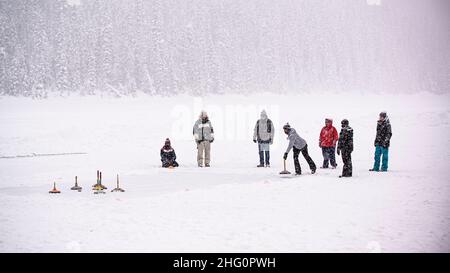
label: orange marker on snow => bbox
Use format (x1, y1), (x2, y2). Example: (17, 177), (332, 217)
(49, 182), (61, 194)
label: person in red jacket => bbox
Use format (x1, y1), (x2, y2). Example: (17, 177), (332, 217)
(319, 118), (339, 168)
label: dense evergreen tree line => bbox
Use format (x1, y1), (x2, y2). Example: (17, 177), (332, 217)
(0, 0), (448, 97)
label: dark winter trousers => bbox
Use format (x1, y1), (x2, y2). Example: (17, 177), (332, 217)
(293, 144), (316, 174)
(341, 149), (352, 177)
(162, 160), (179, 168)
(259, 151), (270, 165)
(321, 146), (337, 168)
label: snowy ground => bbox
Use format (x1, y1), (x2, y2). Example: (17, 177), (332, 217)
(0, 92), (449, 252)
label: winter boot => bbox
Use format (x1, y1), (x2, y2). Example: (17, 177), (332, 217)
(257, 164), (265, 167)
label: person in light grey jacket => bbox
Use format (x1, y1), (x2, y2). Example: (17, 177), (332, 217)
(193, 110), (214, 167)
(253, 110), (274, 167)
(283, 123), (316, 175)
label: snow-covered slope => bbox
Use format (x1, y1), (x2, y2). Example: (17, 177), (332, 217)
(0, 92), (449, 252)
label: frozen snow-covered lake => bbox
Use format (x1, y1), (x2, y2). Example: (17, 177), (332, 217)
(0, 93), (449, 252)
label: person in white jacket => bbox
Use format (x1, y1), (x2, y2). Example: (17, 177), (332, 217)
(193, 111), (214, 167)
(253, 110), (274, 167)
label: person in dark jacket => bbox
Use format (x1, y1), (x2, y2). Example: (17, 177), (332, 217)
(370, 111), (392, 172)
(253, 110), (274, 167)
(337, 119), (353, 178)
(283, 123), (316, 175)
(319, 118), (339, 169)
(160, 138), (179, 168)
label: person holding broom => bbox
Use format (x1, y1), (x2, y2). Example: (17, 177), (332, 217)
(282, 123), (316, 175)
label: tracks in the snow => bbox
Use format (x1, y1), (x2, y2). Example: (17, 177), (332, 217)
(0, 152), (87, 159)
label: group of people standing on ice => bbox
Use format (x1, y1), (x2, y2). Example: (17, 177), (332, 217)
(160, 110), (392, 178)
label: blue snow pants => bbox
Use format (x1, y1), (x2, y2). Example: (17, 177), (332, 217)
(373, 145), (389, 171)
